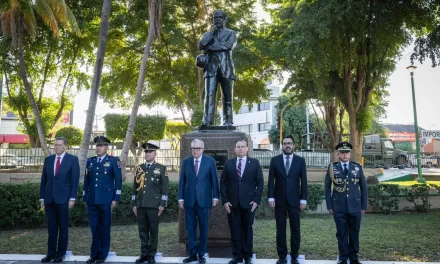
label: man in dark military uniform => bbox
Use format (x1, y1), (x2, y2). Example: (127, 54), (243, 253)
(132, 143), (169, 264)
(325, 142), (368, 264)
(83, 136), (122, 264)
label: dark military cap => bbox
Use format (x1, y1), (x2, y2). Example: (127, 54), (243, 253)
(142, 142), (159, 152)
(335, 141), (352, 152)
(94, 135), (111, 145)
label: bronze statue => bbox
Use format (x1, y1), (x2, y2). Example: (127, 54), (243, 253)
(197, 10), (237, 126)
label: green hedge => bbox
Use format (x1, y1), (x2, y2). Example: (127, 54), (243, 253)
(0, 182), (325, 229)
(368, 183), (440, 214)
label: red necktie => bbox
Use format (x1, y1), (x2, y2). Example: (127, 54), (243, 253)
(55, 157), (61, 175)
(237, 159), (242, 178)
(195, 159), (199, 176)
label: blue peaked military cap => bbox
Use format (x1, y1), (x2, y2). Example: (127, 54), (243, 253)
(335, 141), (352, 152)
(94, 135), (111, 145)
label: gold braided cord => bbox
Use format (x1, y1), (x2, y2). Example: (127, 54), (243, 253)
(135, 165), (145, 192)
(330, 163), (347, 193)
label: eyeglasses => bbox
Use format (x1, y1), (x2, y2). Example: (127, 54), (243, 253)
(191, 147), (203, 151)
(282, 142), (294, 146)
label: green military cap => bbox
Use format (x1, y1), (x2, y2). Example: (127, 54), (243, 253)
(142, 142), (159, 153)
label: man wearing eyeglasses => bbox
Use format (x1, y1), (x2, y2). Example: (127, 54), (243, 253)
(268, 135), (308, 264)
(178, 139), (220, 264)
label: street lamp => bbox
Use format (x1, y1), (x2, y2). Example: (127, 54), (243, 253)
(406, 65), (425, 183)
(279, 104), (290, 149)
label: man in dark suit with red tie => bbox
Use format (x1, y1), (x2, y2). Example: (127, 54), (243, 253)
(178, 139), (219, 264)
(40, 137), (80, 263)
(268, 135), (308, 264)
(220, 140), (264, 264)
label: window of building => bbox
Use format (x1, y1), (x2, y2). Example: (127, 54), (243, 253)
(238, 125), (252, 133)
(258, 102), (270, 111)
(239, 105), (250, 114)
(258, 123), (271, 131)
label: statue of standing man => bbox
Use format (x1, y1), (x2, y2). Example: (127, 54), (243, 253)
(197, 10), (237, 127)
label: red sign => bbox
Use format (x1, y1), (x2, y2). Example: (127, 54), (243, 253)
(387, 132), (417, 142)
(63, 113), (70, 123)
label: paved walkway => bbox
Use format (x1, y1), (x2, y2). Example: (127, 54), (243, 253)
(0, 255), (439, 264)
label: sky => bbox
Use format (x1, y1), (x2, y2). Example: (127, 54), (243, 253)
(382, 48), (440, 131)
(71, 4), (440, 133)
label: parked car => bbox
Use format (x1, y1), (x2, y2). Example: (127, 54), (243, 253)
(408, 154), (439, 168)
(0, 154), (21, 169)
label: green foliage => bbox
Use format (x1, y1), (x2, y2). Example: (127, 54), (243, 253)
(100, 0), (274, 121)
(368, 184), (401, 214)
(103, 113), (167, 146)
(55, 126), (83, 147)
(305, 183), (324, 212)
(165, 121), (191, 150)
(268, 95), (319, 149)
(403, 184), (431, 213)
(0, 183), (45, 229)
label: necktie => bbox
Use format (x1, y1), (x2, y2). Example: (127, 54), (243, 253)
(98, 158), (102, 164)
(55, 157), (61, 175)
(343, 163), (348, 176)
(285, 155), (291, 174)
(237, 159), (243, 178)
(146, 164), (151, 170)
(195, 159), (199, 176)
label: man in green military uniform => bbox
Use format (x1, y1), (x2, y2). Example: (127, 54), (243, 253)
(325, 142), (368, 264)
(132, 143), (169, 264)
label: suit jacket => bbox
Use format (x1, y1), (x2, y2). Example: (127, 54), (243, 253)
(268, 154), (308, 207)
(198, 27), (237, 80)
(83, 155), (122, 205)
(178, 154), (220, 208)
(39, 153), (80, 204)
(220, 157), (264, 208)
(324, 161), (368, 213)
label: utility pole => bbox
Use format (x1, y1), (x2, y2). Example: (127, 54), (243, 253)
(0, 76), (3, 132)
(306, 103), (311, 150)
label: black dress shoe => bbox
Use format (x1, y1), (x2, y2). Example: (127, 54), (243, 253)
(135, 256), (149, 263)
(148, 256), (156, 264)
(86, 257), (98, 264)
(229, 257), (243, 264)
(350, 260), (361, 264)
(198, 256), (206, 264)
(244, 258), (252, 264)
(276, 258), (287, 264)
(183, 255), (198, 263)
(337, 260), (347, 264)
(291, 259), (300, 264)
(41, 255), (56, 263)
(53, 255), (65, 263)
(95, 258), (106, 263)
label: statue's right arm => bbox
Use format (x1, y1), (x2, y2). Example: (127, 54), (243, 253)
(198, 32), (214, 50)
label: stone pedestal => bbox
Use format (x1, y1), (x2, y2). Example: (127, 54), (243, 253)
(178, 129), (252, 255)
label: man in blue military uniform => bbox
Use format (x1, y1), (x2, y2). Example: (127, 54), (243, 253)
(83, 136), (122, 264)
(325, 142), (368, 264)
(132, 143), (169, 264)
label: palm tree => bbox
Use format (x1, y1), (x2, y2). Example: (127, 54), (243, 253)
(0, 0), (80, 156)
(119, 0), (164, 181)
(78, 0), (112, 177)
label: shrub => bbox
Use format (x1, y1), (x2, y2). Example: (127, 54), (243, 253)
(368, 184), (401, 214)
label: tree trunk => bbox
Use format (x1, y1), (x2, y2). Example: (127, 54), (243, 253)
(120, 0), (163, 182)
(78, 0), (112, 178)
(348, 112), (363, 162)
(17, 16), (50, 156)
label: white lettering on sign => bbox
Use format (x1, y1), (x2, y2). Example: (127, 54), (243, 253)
(421, 130), (440, 139)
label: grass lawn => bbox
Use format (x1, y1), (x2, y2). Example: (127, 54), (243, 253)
(1, 212), (439, 262)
